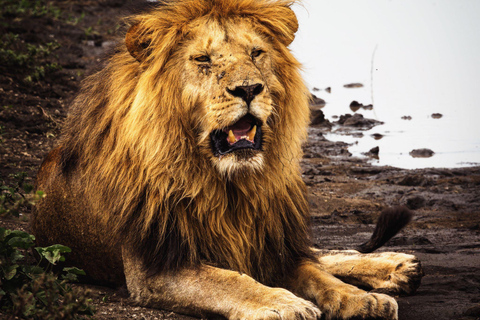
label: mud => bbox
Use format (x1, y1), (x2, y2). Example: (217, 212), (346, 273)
(1, 1), (479, 319)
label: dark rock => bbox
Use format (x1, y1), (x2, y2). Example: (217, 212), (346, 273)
(406, 196), (426, 210)
(312, 87), (320, 91)
(371, 133), (383, 140)
(344, 83), (364, 88)
(401, 115), (412, 120)
(310, 94), (325, 106)
(350, 100), (362, 112)
(410, 148), (435, 158)
(310, 108), (331, 127)
(398, 174), (429, 186)
(368, 146), (379, 155)
(350, 101), (373, 112)
(325, 87), (331, 93)
(362, 146), (380, 159)
(336, 113), (383, 129)
(431, 113), (443, 119)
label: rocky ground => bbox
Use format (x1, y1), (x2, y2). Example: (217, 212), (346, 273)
(1, 1), (479, 319)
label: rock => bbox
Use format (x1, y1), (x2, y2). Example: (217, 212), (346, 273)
(350, 100), (362, 112)
(350, 101), (374, 112)
(362, 146), (379, 159)
(431, 113), (443, 119)
(325, 87), (331, 93)
(310, 94), (325, 107)
(336, 113), (383, 130)
(406, 196), (426, 210)
(401, 115), (412, 120)
(398, 174), (429, 186)
(371, 133), (383, 140)
(312, 87), (320, 91)
(410, 148), (435, 158)
(310, 108), (332, 127)
(368, 146), (379, 155)
(344, 83), (364, 88)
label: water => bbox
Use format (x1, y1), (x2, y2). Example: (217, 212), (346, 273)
(291, 0), (480, 169)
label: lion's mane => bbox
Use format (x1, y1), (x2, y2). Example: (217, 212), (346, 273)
(59, 0), (313, 285)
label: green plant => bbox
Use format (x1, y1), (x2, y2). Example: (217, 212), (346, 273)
(0, 0), (61, 20)
(0, 228), (95, 319)
(66, 12), (85, 26)
(0, 31), (62, 83)
(0, 174), (95, 318)
(0, 172), (41, 219)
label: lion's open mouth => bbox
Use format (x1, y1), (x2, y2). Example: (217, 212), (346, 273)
(210, 114), (262, 156)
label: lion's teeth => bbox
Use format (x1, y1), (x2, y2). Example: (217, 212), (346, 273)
(227, 130), (237, 144)
(248, 125), (257, 141)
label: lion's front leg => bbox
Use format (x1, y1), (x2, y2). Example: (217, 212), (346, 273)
(289, 261), (398, 320)
(314, 249), (424, 295)
(122, 248), (321, 320)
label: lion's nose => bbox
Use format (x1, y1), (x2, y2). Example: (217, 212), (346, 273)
(227, 84), (264, 106)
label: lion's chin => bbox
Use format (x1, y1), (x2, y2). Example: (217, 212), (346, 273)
(213, 152), (265, 177)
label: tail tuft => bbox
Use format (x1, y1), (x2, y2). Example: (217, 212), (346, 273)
(356, 206), (413, 253)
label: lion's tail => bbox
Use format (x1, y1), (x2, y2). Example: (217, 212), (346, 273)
(356, 206), (413, 253)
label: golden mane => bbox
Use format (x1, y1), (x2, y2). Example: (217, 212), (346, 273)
(59, 0), (313, 284)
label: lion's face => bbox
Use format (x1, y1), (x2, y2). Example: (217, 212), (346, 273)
(178, 18), (284, 175)
(125, 2), (303, 178)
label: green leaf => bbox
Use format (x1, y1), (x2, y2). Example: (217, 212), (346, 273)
(35, 244), (71, 265)
(63, 267), (85, 276)
(8, 236), (34, 249)
(9, 250), (24, 263)
(4, 264), (19, 280)
(9, 229), (35, 240)
(62, 267), (86, 282)
(0, 227), (9, 241)
(23, 265), (44, 275)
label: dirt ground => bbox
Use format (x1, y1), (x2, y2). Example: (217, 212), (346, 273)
(1, 1), (479, 319)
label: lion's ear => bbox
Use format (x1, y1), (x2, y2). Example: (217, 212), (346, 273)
(259, 5), (299, 46)
(125, 23), (152, 62)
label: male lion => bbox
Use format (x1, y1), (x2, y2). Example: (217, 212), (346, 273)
(31, 0), (423, 319)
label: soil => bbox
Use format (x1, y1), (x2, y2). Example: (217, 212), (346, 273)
(1, 1), (479, 320)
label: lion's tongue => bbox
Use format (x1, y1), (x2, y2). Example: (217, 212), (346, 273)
(226, 116), (255, 144)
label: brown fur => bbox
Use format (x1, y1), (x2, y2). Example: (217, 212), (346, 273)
(32, 1), (422, 319)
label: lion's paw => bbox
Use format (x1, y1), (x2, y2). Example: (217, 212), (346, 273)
(230, 288), (321, 320)
(373, 253), (424, 295)
(318, 289), (398, 320)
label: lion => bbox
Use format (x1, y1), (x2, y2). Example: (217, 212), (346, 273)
(31, 0), (423, 319)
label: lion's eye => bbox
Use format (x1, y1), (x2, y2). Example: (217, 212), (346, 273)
(194, 55), (211, 63)
(251, 49), (264, 59)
